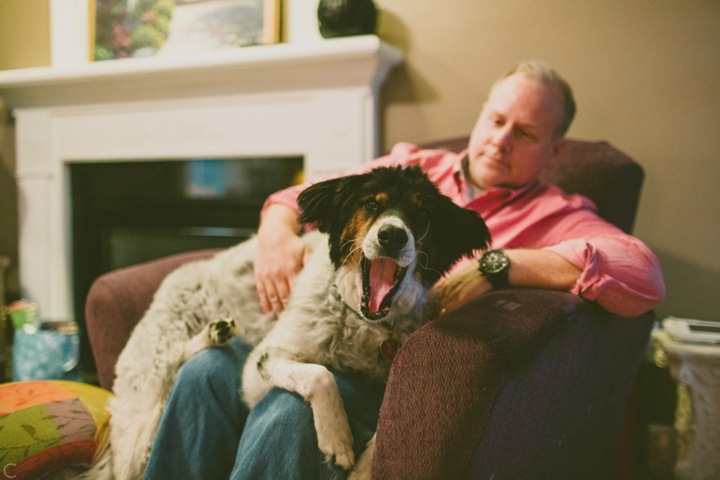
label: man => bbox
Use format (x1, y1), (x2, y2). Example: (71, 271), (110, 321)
(254, 62), (663, 318)
(143, 61), (664, 480)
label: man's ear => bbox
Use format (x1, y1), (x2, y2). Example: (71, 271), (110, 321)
(547, 137), (567, 170)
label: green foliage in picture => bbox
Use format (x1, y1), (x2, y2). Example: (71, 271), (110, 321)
(94, 0), (175, 60)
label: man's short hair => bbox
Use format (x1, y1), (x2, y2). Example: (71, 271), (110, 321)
(496, 61), (576, 139)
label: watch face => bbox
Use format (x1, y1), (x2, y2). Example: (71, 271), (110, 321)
(481, 250), (509, 275)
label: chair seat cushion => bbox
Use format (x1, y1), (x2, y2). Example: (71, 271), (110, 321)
(0, 380), (112, 480)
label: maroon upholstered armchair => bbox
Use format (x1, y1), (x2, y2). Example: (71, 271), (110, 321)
(85, 138), (653, 479)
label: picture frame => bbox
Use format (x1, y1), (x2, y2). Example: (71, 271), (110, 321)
(91, 0), (281, 61)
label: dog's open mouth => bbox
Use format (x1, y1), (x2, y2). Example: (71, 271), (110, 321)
(360, 255), (408, 321)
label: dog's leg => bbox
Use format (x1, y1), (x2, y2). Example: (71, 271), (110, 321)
(348, 434), (375, 480)
(182, 319), (238, 362)
(108, 395), (165, 480)
(257, 355), (355, 470)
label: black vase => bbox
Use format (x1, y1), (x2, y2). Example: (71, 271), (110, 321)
(317, 0), (378, 39)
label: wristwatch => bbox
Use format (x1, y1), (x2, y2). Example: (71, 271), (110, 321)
(478, 249), (511, 289)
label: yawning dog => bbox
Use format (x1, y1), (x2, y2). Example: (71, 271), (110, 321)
(88, 166), (491, 480)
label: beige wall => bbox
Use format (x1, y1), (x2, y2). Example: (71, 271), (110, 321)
(375, 0), (720, 321)
(0, 0), (51, 71)
(0, 1), (718, 320)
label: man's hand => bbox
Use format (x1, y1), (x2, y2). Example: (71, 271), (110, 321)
(435, 261), (493, 314)
(255, 204), (311, 315)
(435, 249), (582, 314)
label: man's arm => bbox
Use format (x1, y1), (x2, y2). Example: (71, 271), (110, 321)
(543, 235), (665, 318)
(439, 232), (665, 319)
(255, 203), (311, 315)
(437, 249), (582, 314)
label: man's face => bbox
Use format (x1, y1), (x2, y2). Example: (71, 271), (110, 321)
(467, 74), (566, 192)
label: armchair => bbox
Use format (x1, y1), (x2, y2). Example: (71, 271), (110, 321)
(85, 138), (653, 479)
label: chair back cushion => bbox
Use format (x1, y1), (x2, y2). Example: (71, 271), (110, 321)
(419, 137), (644, 234)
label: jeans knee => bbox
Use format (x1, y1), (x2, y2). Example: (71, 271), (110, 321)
(177, 349), (232, 389)
(175, 338), (249, 395)
(253, 388), (315, 432)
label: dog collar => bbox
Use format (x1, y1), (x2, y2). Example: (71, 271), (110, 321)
(327, 281), (364, 320)
(379, 339), (400, 361)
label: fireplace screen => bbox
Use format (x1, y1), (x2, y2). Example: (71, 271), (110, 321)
(69, 156), (303, 380)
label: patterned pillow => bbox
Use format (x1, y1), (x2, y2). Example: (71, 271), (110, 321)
(0, 380), (112, 480)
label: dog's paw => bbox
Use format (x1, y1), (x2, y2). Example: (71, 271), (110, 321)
(348, 435), (374, 480)
(206, 319), (237, 346)
(317, 422), (355, 470)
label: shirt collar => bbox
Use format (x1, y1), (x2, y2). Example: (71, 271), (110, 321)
(457, 151), (543, 204)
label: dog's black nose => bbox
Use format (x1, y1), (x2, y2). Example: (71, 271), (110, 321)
(378, 224), (408, 251)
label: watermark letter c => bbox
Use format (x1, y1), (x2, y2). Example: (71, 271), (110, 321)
(3, 463), (17, 478)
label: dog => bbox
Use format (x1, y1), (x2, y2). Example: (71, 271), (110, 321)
(86, 165), (491, 480)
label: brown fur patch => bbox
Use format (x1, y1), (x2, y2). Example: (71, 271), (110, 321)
(340, 210), (372, 267)
(409, 193), (423, 209)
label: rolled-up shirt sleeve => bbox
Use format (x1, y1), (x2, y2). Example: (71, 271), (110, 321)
(544, 235), (665, 318)
(261, 183), (305, 218)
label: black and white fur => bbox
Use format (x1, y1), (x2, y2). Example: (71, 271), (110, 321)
(87, 166), (491, 480)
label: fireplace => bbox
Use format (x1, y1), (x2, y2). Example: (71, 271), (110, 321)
(70, 156), (303, 271)
(0, 32), (401, 377)
(69, 156), (303, 373)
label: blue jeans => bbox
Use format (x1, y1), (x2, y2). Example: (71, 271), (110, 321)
(143, 338), (386, 480)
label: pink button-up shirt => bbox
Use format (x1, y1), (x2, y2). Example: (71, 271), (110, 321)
(263, 143), (665, 318)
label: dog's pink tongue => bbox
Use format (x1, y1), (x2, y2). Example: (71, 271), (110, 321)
(369, 258), (398, 313)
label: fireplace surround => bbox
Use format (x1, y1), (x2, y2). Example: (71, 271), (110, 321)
(0, 33), (402, 333)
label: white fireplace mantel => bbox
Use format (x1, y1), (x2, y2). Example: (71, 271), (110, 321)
(0, 35), (402, 109)
(0, 35), (402, 321)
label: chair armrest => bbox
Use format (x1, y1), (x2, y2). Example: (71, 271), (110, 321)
(85, 249), (221, 390)
(373, 288), (653, 480)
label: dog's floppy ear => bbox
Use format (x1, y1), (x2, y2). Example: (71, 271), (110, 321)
(297, 174), (365, 233)
(430, 195), (492, 275)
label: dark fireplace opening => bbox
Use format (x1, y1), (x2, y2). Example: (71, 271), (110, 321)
(70, 156), (303, 382)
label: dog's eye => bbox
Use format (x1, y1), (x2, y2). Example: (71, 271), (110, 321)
(365, 199), (379, 213)
(415, 210), (428, 223)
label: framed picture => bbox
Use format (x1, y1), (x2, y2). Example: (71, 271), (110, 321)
(92, 0), (281, 61)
